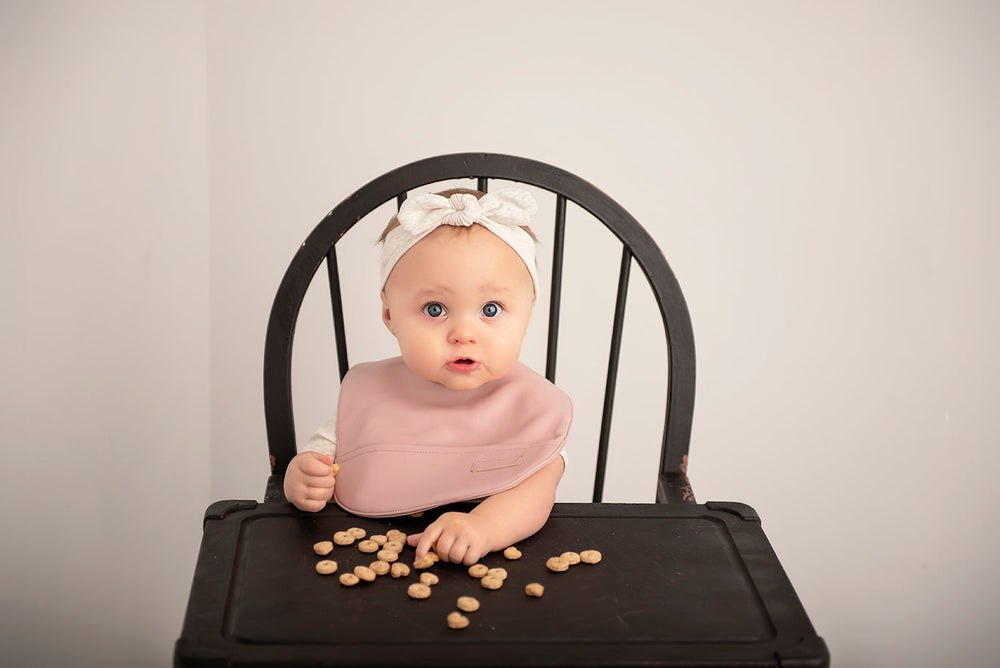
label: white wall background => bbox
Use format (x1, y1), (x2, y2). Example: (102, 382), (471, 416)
(2, 1), (998, 666)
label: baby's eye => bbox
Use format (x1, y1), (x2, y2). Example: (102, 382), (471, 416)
(481, 302), (502, 318)
(422, 302), (445, 318)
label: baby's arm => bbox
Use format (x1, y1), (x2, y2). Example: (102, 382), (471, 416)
(284, 417), (338, 512)
(409, 456), (565, 565)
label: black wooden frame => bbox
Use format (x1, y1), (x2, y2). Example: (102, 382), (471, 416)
(262, 153), (696, 504)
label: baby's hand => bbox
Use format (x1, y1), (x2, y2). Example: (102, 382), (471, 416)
(283, 451), (337, 512)
(408, 512), (491, 566)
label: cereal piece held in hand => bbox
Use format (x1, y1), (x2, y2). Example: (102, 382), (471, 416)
(503, 546), (522, 560)
(354, 565), (376, 582)
(413, 556), (435, 569)
(447, 611), (470, 630)
(456, 596), (480, 613)
(313, 541), (334, 556)
(377, 549), (398, 563)
(369, 560), (390, 576)
(315, 560), (338, 575)
(487, 567), (508, 581)
(420, 572), (439, 586)
(390, 562), (410, 579)
(525, 583), (545, 597)
(329, 462), (340, 476)
(480, 574), (504, 590)
(339, 573), (359, 586)
(560, 551), (581, 566)
(347, 527), (367, 540)
(333, 531), (355, 546)
(386, 529), (407, 543)
(370, 534), (388, 546)
(407, 583), (432, 599)
(468, 564), (489, 578)
(427, 551), (440, 563)
(579, 549), (603, 564)
(357, 540), (379, 554)
(546, 556), (570, 572)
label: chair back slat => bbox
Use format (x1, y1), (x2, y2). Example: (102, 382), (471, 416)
(545, 195), (567, 383)
(325, 246), (350, 381)
(592, 247), (632, 502)
(477, 177), (488, 192)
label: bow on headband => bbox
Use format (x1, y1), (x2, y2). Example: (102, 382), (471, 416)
(380, 188), (540, 295)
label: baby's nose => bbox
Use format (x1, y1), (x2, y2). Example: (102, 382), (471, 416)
(448, 316), (478, 344)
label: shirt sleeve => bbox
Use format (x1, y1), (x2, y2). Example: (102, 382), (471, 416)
(302, 416), (337, 458)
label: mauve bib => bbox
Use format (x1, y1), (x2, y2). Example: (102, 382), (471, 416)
(333, 357), (572, 517)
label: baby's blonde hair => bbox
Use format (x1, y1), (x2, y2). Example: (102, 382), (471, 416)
(378, 187), (539, 243)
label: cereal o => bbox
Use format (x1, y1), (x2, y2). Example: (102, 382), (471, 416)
(383, 540), (405, 554)
(487, 567), (508, 581)
(315, 560), (338, 575)
(376, 549), (398, 563)
(369, 560), (390, 576)
(357, 540), (379, 554)
(560, 551), (581, 565)
(413, 556), (435, 569)
(354, 565), (376, 582)
(347, 527), (366, 540)
(447, 611), (470, 629)
(339, 573), (359, 586)
(370, 534), (388, 546)
(480, 574), (504, 590)
(546, 556), (570, 572)
(313, 541), (334, 556)
(579, 549), (603, 564)
(456, 596), (480, 612)
(333, 531), (355, 546)
(468, 564), (488, 578)
(386, 529), (407, 543)
(390, 562), (410, 579)
(407, 583), (432, 599)
(420, 572), (439, 586)
(525, 583), (545, 597)
(503, 546), (522, 560)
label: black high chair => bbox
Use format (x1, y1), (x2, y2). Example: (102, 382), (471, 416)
(176, 153), (828, 668)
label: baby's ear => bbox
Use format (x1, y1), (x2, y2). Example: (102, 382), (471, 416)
(380, 290), (394, 334)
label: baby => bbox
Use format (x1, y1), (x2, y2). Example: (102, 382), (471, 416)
(283, 187), (572, 566)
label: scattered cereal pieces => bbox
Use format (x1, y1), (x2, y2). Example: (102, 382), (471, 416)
(339, 573), (359, 586)
(386, 529), (407, 543)
(480, 574), (504, 590)
(377, 549), (398, 563)
(333, 531), (355, 546)
(446, 611), (470, 630)
(487, 567), (508, 581)
(456, 596), (480, 612)
(560, 551), (581, 566)
(347, 527), (366, 540)
(503, 546), (522, 560)
(407, 583), (432, 599)
(370, 534), (388, 546)
(468, 564), (489, 578)
(579, 549), (603, 564)
(369, 560), (390, 576)
(411, 511), (425, 518)
(313, 541), (334, 556)
(354, 565), (376, 582)
(546, 556), (570, 572)
(315, 560), (338, 575)
(427, 551), (440, 563)
(390, 562), (410, 579)
(525, 583), (545, 597)
(420, 572), (439, 586)
(413, 556), (435, 569)
(357, 540), (379, 554)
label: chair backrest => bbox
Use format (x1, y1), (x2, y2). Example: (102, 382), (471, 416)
(263, 153), (696, 503)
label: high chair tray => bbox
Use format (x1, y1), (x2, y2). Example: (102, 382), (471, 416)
(175, 501), (827, 667)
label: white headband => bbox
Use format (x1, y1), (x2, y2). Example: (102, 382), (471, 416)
(380, 188), (540, 295)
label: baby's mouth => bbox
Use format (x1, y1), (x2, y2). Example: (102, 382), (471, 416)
(448, 358), (480, 372)
(453, 358), (475, 365)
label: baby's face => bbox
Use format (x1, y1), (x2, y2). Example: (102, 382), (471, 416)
(381, 224), (535, 390)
